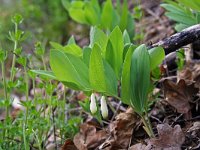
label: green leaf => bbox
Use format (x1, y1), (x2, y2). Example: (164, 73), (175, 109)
(101, 0), (113, 29)
(126, 13), (135, 39)
(84, 2), (99, 25)
(165, 12), (196, 25)
(83, 47), (92, 66)
(130, 44), (150, 114)
(61, 0), (71, 11)
(103, 60), (118, 96)
(68, 1), (87, 24)
(175, 23), (190, 31)
(30, 70), (56, 80)
(90, 27), (108, 54)
(89, 44), (107, 92)
(161, 3), (196, 26)
(149, 46), (165, 70)
(67, 35), (76, 44)
(50, 42), (82, 57)
(123, 30), (131, 45)
(106, 26), (124, 79)
(119, 0), (128, 31)
(64, 44), (82, 57)
(177, 0), (200, 11)
(50, 42), (64, 50)
(121, 45), (136, 105)
(50, 49), (90, 91)
(111, 9), (120, 30)
(123, 44), (136, 61)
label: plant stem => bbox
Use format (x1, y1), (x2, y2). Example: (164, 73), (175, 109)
(141, 113), (154, 138)
(42, 56), (46, 71)
(49, 83), (57, 150)
(1, 61), (9, 120)
(10, 23), (18, 82)
(32, 129), (42, 150)
(23, 63), (29, 150)
(1, 61), (9, 140)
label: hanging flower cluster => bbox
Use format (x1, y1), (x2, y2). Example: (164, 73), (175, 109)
(89, 93), (108, 119)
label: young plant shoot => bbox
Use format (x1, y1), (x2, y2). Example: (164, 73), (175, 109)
(36, 26), (165, 137)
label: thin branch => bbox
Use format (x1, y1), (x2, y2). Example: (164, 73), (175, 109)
(148, 24), (200, 54)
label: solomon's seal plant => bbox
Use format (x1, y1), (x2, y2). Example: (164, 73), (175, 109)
(34, 25), (165, 137)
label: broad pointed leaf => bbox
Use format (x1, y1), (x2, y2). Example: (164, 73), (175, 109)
(90, 27), (108, 54)
(130, 44), (150, 114)
(89, 44), (107, 92)
(106, 26), (124, 79)
(149, 46), (165, 70)
(30, 70), (56, 80)
(121, 45), (136, 105)
(50, 49), (90, 91)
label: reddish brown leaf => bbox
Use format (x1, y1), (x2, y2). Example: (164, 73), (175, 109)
(177, 63), (200, 89)
(149, 124), (185, 149)
(62, 139), (78, 150)
(163, 79), (198, 114)
(100, 108), (139, 150)
(73, 122), (108, 150)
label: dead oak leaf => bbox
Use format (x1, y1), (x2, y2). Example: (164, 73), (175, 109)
(177, 63), (200, 88)
(163, 79), (198, 114)
(62, 139), (78, 150)
(101, 108), (139, 150)
(149, 124), (185, 150)
(73, 122), (108, 150)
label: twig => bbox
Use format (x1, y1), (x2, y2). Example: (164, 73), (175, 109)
(173, 115), (200, 124)
(148, 24), (200, 54)
(111, 101), (122, 122)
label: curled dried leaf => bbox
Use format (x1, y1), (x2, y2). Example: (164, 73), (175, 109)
(73, 122), (108, 150)
(149, 124), (185, 149)
(163, 79), (198, 114)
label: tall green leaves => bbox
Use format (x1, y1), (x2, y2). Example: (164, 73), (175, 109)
(89, 44), (106, 92)
(89, 44), (117, 96)
(90, 27), (108, 53)
(63, 0), (134, 36)
(121, 45), (135, 105)
(130, 44), (150, 114)
(49, 26), (120, 96)
(50, 50), (90, 90)
(106, 26), (124, 79)
(121, 45), (164, 115)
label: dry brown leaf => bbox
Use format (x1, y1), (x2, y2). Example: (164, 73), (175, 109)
(62, 139), (78, 150)
(149, 124), (185, 149)
(163, 79), (198, 114)
(73, 122), (108, 150)
(177, 63), (200, 88)
(100, 108), (139, 150)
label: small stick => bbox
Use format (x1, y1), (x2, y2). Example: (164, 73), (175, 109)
(148, 24), (200, 54)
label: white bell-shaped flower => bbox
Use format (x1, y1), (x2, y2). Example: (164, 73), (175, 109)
(100, 96), (108, 119)
(90, 93), (97, 114)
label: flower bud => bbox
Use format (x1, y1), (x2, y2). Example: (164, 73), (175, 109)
(90, 93), (97, 114)
(100, 96), (108, 119)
